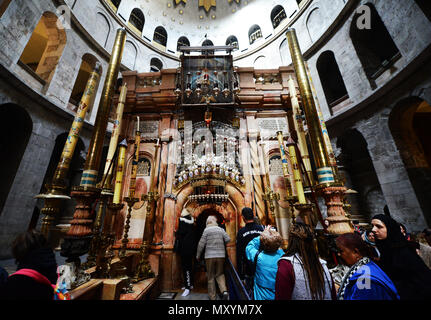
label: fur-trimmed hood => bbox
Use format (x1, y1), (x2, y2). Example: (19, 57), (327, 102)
(180, 216), (194, 224)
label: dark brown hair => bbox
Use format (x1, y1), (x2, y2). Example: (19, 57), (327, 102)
(11, 230), (48, 263)
(336, 232), (372, 257)
(284, 223), (326, 300)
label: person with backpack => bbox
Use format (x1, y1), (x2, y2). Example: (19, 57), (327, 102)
(0, 230), (58, 300)
(275, 222), (335, 300)
(236, 207), (264, 295)
(245, 225), (284, 300)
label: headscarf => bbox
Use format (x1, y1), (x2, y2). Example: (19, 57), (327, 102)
(371, 214), (431, 300)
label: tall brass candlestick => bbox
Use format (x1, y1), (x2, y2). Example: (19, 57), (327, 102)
(287, 75), (314, 187)
(60, 29), (127, 289)
(36, 63), (102, 239)
(128, 117), (141, 199)
(80, 28), (126, 188)
(286, 28), (335, 186)
(304, 63), (339, 180)
(276, 131), (293, 197)
(133, 140), (160, 282)
(102, 83), (128, 191)
(113, 139), (128, 205)
(287, 137), (306, 204)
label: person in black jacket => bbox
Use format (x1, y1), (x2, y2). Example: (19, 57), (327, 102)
(176, 208), (196, 297)
(0, 230), (58, 300)
(371, 214), (431, 300)
(236, 207), (264, 294)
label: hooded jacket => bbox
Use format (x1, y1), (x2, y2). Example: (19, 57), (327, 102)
(177, 215), (196, 256)
(246, 236), (285, 300)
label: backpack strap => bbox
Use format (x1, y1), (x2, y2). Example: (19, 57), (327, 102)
(252, 248), (263, 276)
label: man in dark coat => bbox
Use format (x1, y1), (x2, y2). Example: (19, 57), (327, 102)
(176, 208), (196, 297)
(236, 207), (264, 294)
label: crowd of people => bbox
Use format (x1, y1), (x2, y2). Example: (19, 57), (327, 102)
(176, 206), (431, 301)
(1, 207), (431, 301)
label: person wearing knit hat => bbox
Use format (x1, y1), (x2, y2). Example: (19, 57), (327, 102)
(175, 208), (196, 297)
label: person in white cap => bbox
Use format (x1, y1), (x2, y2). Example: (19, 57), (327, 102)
(175, 208), (196, 297)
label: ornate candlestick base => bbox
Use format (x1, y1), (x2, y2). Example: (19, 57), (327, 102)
(319, 184), (354, 235)
(132, 240), (155, 283)
(285, 196), (298, 224)
(294, 203), (315, 227)
(60, 186), (101, 289)
(112, 197), (139, 293)
(95, 201), (122, 279)
(263, 188), (279, 226)
(35, 184), (71, 243)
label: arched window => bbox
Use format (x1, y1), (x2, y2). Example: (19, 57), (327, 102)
(128, 8), (145, 35)
(249, 25), (262, 45)
(0, 104), (33, 216)
(316, 51), (349, 110)
(202, 39), (214, 55)
(271, 5), (287, 29)
(150, 58), (163, 72)
(106, 0), (121, 12)
(94, 12), (110, 47)
(177, 36), (190, 52)
(350, 3), (400, 89)
(153, 26), (167, 50)
(68, 54), (102, 118)
(0, 0), (12, 18)
(226, 35), (239, 50)
(19, 12), (67, 85)
(414, 0), (431, 21)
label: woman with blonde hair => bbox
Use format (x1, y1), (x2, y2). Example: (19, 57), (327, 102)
(275, 222), (335, 300)
(245, 225), (285, 300)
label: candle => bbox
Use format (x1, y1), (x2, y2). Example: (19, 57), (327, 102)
(113, 139), (128, 204)
(287, 137), (306, 204)
(137, 116), (140, 133)
(129, 118), (141, 198)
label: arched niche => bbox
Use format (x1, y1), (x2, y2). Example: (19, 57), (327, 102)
(19, 12), (67, 85)
(177, 36), (190, 52)
(202, 39), (214, 55)
(124, 40), (138, 70)
(336, 129), (385, 223)
(128, 8), (145, 36)
(316, 51), (349, 112)
(389, 97), (431, 226)
(271, 5), (287, 29)
(94, 12), (111, 47)
(350, 3), (401, 90)
(0, 104), (33, 216)
(226, 35), (239, 51)
(306, 7), (324, 42)
(153, 26), (168, 51)
(30, 132), (86, 229)
(248, 24), (262, 45)
(150, 57), (163, 72)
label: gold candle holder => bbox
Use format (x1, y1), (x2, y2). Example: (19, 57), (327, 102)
(286, 28), (335, 187)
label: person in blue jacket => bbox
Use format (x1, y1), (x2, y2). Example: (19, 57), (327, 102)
(335, 232), (399, 300)
(245, 225), (284, 300)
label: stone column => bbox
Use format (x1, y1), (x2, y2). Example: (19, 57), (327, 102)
(356, 112), (428, 231)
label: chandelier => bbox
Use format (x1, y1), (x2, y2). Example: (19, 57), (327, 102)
(174, 45), (240, 106)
